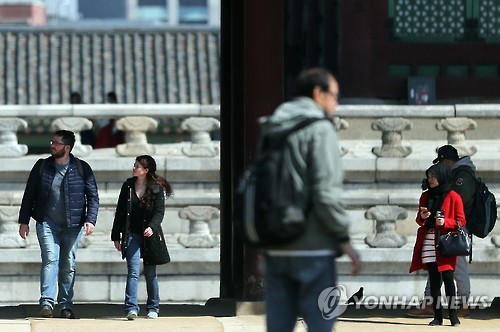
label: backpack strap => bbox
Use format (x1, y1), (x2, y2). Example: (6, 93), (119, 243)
(74, 157), (87, 179)
(38, 158), (47, 177)
(264, 117), (330, 147)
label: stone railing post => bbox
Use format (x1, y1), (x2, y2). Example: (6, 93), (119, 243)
(436, 117), (477, 156)
(180, 117), (220, 157)
(0, 206), (24, 248)
(0, 118), (28, 157)
(371, 117), (413, 158)
(178, 206), (220, 248)
(51, 117), (94, 157)
(364, 205), (408, 248)
(115, 116), (158, 157)
(332, 117), (349, 156)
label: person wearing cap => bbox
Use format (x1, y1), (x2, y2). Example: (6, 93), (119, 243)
(407, 145), (476, 318)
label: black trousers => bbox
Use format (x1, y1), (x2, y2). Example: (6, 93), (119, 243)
(427, 262), (457, 319)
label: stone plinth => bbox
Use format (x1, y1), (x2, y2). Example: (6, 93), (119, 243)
(0, 206), (24, 248)
(115, 116), (158, 156)
(371, 118), (412, 157)
(181, 117), (220, 157)
(0, 118), (28, 157)
(436, 117), (477, 156)
(364, 205), (408, 248)
(178, 206), (220, 248)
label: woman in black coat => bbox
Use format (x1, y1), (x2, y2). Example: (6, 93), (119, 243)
(111, 155), (173, 320)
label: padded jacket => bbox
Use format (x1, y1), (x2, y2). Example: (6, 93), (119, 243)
(18, 154), (99, 227)
(111, 177), (166, 262)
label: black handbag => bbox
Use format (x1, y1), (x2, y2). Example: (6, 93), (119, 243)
(437, 221), (472, 257)
(143, 227), (171, 265)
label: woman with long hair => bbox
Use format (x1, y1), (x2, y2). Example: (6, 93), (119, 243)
(111, 155), (173, 320)
(409, 163), (465, 326)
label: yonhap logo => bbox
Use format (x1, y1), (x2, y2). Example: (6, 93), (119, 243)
(318, 285), (348, 320)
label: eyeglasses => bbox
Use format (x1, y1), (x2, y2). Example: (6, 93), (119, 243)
(324, 90), (339, 100)
(49, 140), (67, 146)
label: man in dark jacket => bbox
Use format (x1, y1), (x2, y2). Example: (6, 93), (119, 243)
(18, 130), (99, 319)
(408, 145), (474, 318)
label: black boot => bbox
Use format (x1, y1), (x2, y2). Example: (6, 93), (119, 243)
(449, 309), (460, 326)
(429, 308), (443, 326)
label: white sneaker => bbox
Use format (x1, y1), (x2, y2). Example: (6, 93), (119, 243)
(127, 310), (138, 320)
(146, 311), (158, 319)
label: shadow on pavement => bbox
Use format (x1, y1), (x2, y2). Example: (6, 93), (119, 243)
(0, 299), (237, 320)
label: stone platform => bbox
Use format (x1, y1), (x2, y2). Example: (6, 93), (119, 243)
(1, 139), (500, 306)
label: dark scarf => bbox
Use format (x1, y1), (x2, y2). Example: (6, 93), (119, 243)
(424, 163), (451, 230)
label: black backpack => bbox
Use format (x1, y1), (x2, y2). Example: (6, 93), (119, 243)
(464, 170), (497, 239)
(235, 117), (326, 247)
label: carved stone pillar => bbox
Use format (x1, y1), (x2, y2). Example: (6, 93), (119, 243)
(436, 117), (477, 156)
(115, 116), (158, 156)
(178, 206), (220, 248)
(0, 206), (24, 248)
(364, 205), (408, 248)
(332, 117), (349, 156)
(0, 118), (28, 157)
(371, 117), (413, 157)
(180, 117), (220, 157)
(51, 117), (94, 157)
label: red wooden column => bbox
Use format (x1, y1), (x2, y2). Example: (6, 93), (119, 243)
(220, 0), (284, 300)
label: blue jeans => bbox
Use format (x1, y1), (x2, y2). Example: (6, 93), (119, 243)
(36, 221), (83, 310)
(265, 255), (338, 332)
(125, 233), (160, 314)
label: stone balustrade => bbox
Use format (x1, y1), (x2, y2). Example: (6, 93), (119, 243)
(1, 103), (500, 159)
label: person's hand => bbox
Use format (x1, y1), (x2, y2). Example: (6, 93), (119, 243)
(114, 240), (121, 251)
(144, 227), (154, 238)
(419, 207), (431, 219)
(84, 222), (95, 236)
(19, 224), (29, 239)
(436, 217), (445, 226)
(341, 242), (362, 275)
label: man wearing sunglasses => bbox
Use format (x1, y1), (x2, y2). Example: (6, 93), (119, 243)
(18, 130), (99, 319)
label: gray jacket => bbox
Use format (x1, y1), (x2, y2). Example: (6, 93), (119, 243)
(263, 97), (351, 255)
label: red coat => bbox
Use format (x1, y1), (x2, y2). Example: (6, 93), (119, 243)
(409, 190), (466, 273)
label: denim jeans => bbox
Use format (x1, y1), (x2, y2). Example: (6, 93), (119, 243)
(36, 221), (83, 310)
(125, 233), (160, 314)
(264, 254), (337, 332)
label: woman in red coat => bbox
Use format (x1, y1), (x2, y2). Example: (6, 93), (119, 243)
(409, 163), (465, 326)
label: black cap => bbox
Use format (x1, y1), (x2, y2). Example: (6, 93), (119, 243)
(433, 145), (459, 163)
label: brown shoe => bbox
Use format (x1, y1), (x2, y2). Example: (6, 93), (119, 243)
(406, 302), (434, 318)
(457, 307), (470, 318)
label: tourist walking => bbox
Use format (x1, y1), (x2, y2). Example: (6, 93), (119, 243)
(261, 68), (361, 332)
(18, 130), (99, 319)
(111, 155), (173, 320)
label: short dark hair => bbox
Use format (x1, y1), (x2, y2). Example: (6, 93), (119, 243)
(294, 67), (332, 98)
(107, 91), (118, 103)
(70, 92), (82, 104)
(55, 130), (76, 150)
